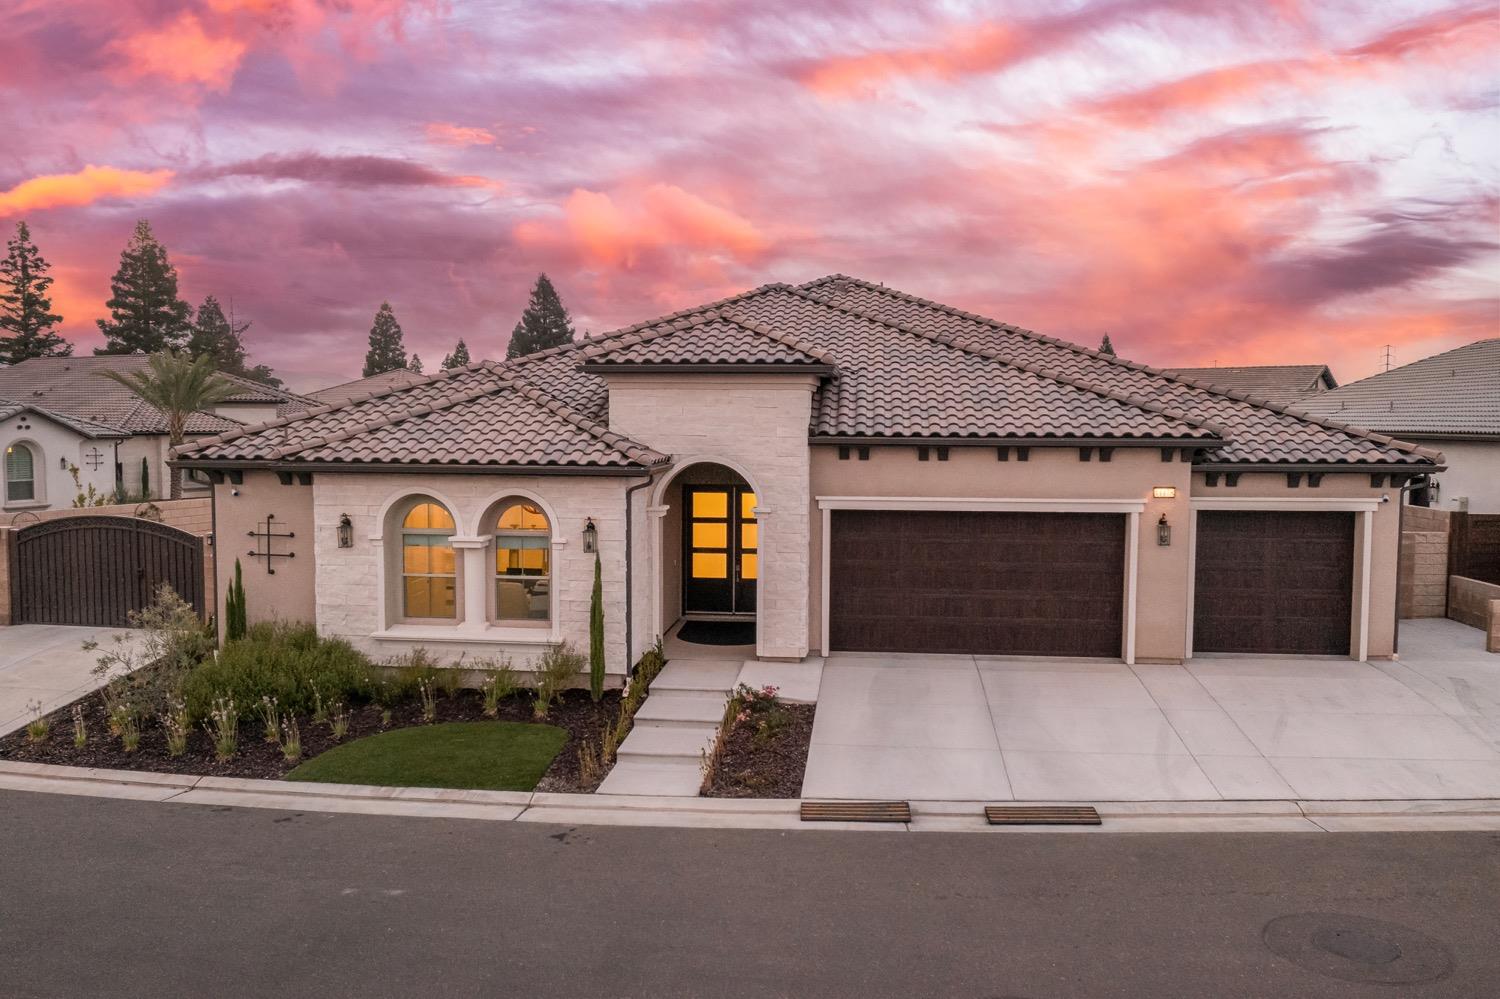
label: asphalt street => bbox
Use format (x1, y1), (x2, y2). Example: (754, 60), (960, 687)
(1, 790), (1497, 998)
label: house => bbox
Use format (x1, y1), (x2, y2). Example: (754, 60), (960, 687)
(309, 368), (427, 407)
(1294, 340), (1500, 514)
(2, 400), (127, 512)
(174, 276), (1441, 679)
(0, 355), (314, 508)
(1164, 364), (1338, 406)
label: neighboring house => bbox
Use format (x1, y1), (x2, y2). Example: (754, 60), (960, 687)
(1295, 339), (1500, 514)
(308, 368), (427, 407)
(1, 400), (127, 512)
(176, 275), (1440, 678)
(0, 355), (314, 507)
(1165, 364), (1338, 406)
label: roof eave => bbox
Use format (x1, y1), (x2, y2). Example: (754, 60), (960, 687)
(578, 362), (836, 376)
(171, 458), (656, 477)
(809, 434), (1222, 447)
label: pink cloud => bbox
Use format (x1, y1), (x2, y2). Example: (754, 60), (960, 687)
(425, 122), (499, 146)
(0, 165), (174, 217)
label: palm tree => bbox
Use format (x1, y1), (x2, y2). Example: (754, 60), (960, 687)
(100, 351), (238, 499)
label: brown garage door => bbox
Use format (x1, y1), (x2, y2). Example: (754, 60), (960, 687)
(828, 510), (1126, 657)
(1193, 510), (1354, 655)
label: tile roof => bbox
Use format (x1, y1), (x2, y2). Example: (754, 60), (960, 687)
(178, 275), (1443, 470)
(308, 368), (428, 406)
(1164, 364), (1337, 406)
(1292, 339), (1500, 437)
(0, 355), (305, 434)
(0, 398), (128, 438)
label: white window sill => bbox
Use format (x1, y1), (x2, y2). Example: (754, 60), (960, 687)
(3, 499), (47, 511)
(371, 624), (558, 645)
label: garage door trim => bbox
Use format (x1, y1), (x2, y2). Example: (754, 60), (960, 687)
(1187, 497), (1378, 661)
(816, 496), (1145, 663)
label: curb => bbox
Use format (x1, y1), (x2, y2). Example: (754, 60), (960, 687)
(3, 760), (1500, 833)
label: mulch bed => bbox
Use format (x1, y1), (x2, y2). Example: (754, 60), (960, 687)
(703, 704), (815, 798)
(0, 686), (624, 793)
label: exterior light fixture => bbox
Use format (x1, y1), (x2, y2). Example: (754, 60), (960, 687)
(1152, 486), (1177, 499)
(582, 517), (598, 554)
(337, 513), (353, 549)
(1157, 514), (1171, 547)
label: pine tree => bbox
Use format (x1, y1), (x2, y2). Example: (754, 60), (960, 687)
(362, 301), (407, 376)
(1099, 333), (1116, 356)
(0, 221), (70, 364)
(441, 338), (471, 369)
(95, 220), (192, 355)
(408, 353), (423, 374)
(186, 295), (248, 372)
(506, 274), (575, 359)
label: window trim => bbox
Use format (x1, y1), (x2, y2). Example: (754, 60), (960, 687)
(397, 498), (460, 623)
(492, 497), (552, 626)
(3, 439), (41, 507)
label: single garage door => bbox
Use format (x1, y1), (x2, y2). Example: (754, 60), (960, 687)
(1193, 510), (1354, 655)
(827, 510), (1126, 657)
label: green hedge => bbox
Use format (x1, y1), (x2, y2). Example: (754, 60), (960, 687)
(182, 622), (374, 720)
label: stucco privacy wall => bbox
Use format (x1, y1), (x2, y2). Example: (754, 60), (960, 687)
(605, 373), (818, 659)
(809, 446), (1194, 661)
(212, 473), (316, 637)
(311, 472), (632, 673)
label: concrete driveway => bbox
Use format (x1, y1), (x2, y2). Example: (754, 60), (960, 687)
(802, 618), (1500, 802)
(0, 625), (140, 737)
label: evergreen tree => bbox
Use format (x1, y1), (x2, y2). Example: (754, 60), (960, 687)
(0, 221), (70, 364)
(408, 353), (423, 374)
(362, 301), (407, 376)
(95, 220), (192, 355)
(505, 273), (575, 359)
(441, 338), (471, 369)
(186, 295), (248, 373)
(1099, 333), (1116, 356)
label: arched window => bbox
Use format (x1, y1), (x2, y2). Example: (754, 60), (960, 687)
(400, 501), (457, 619)
(4, 443), (36, 503)
(494, 499), (550, 622)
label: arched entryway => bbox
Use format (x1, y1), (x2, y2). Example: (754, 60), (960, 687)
(652, 460), (761, 653)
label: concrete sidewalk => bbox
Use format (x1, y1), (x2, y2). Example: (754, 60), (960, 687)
(0, 625), (140, 737)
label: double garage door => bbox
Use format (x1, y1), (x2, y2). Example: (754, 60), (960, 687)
(827, 508), (1356, 658)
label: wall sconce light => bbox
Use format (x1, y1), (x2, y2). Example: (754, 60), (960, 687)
(1157, 514), (1171, 547)
(337, 513), (353, 549)
(582, 517), (598, 553)
(1152, 485), (1177, 499)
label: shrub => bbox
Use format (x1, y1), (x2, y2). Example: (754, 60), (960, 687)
(330, 703), (351, 741)
(479, 658), (521, 717)
(160, 699), (190, 757)
(417, 678), (437, 723)
(731, 683), (788, 741)
(531, 642), (583, 719)
(280, 716), (302, 763)
(589, 551), (605, 702)
(24, 700), (48, 744)
(181, 622), (373, 721)
(257, 696), (282, 744)
(204, 697), (238, 760)
(225, 559), (247, 642)
(71, 704), (87, 748)
(88, 584), (213, 721)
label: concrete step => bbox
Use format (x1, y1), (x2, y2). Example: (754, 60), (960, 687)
(652, 659), (742, 693)
(596, 760), (704, 797)
(634, 694), (727, 726)
(616, 723), (718, 764)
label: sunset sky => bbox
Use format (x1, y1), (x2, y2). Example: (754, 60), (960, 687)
(2, 0), (1496, 391)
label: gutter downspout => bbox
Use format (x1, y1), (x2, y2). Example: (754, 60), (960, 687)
(623, 470), (659, 678)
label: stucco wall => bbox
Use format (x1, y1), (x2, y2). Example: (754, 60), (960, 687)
(211, 472), (317, 637)
(1408, 437), (1500, 514)
(607, 373), (817, 659)
(310, 472), (632, 674)
(1, 411), (118, 512)
(810, 445), (1194, 662)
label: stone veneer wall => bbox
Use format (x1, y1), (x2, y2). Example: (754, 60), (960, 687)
(1399, 507), (1450, 619)
(311, 472), (633, 674)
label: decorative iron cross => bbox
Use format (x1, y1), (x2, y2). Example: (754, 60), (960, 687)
(246, 513), (296, 574)
(83, 447), (105, 471)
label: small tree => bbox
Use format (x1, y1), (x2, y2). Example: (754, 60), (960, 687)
(0, 221), (70, 364)
(506, 274), (575, 358)
(589, 550), (605, 702)
(140, 457), (151, 500)
(362, 301), (407, 376)
(408, 353), (423, 374)
(1099, 333), (1116, 356)
(100, 352), (238, 499)
(441, 338), (471, 369)
(95, 220), (193, 355)
(225, 558), (248, 641)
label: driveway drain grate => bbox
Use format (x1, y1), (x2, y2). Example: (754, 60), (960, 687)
(1262, 913), (1453, 985)
(800, 801), (911, 823)
(985, 805), (1102, 826)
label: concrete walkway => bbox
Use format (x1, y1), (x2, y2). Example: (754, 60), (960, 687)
(0, 625), (140, 737)
(804, 618), (1500, 802)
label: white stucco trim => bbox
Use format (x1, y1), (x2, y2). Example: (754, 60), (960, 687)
(1184, 497), (1379, 661)
(372, 486), (466, 636)
(814, 495), (1147, 659)
(374, 486), (469, 534)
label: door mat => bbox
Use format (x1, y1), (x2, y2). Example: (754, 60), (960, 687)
(985, 805), (1102, 826)
(676, 620), (756, 646)
(800, 801), (911, 823)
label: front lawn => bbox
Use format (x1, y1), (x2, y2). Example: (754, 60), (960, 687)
(287, 721), (566, 791)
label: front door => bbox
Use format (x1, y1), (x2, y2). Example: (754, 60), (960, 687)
(682, 485), (757, 614)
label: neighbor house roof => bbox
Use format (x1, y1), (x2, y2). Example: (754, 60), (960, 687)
(0, 356), (310, 434)
(176, 276), (1442, 472)
(1163, 364), (1338, 406)
(0, 398), (128, 439)
(1292, 339), (1500, 438)
(308, 368), (428, 406)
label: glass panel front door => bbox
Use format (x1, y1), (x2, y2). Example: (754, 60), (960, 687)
(682, 485), (757, 614)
